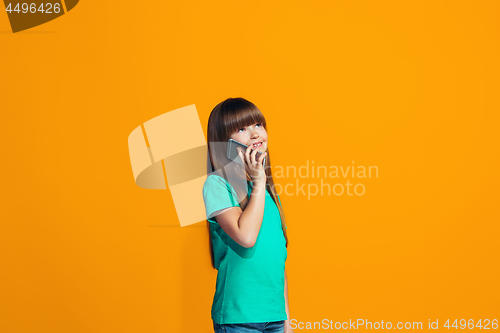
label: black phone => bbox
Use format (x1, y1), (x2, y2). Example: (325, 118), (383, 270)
(226, 139), (267, 166)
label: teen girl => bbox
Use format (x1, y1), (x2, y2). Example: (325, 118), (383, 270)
(202, 98), (293, 333)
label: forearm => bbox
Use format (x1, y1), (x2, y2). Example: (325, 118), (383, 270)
(284, 268), (291, 325)
(238, 181), (266, 246)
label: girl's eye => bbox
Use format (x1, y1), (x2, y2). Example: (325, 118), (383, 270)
(237, 123), (261, 133)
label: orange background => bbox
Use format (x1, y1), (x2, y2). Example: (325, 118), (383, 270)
(1, 1), (498, 332)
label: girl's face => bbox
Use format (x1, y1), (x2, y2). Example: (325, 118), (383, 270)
(230, 122), (268, 153)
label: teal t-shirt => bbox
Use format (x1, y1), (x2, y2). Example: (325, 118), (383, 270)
(202, 174), (288, 324)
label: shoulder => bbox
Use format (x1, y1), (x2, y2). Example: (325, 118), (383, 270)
(202, 174), (242, 212)
(203, 174), (227, 190)
(202, 174), (233, 196)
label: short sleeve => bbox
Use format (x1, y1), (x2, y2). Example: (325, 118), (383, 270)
(202, 175), (241, 222)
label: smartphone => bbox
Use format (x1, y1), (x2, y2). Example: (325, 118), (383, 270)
(226, 139), (267, 166)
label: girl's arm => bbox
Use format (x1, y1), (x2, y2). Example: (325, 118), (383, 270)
(213, 180), (266, 248)
(284, 268), (294, 332)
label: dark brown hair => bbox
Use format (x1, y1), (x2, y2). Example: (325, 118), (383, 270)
(206, 97), (289, 269)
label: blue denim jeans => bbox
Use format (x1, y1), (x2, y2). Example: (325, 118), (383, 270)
(213, 320), (285, 333)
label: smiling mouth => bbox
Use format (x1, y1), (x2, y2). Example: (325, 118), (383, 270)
(251, 142), (263, 149)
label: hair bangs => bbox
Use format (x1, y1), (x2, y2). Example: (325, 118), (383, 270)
(222, 100), (266, 137)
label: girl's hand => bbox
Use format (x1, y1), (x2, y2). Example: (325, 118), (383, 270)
(284, 320), (295, 333)
(237, 145), (267, 185)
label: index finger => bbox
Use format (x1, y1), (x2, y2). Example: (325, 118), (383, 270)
(237, 148), (245, 162)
